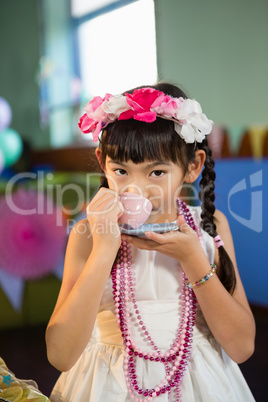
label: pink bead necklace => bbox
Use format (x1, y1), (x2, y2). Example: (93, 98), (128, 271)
(111, 200), (200, 401)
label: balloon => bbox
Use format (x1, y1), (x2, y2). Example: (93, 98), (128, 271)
(0, 148), (4, 173)
(0, 97), (12, 131)
(0, 128), (23, 168)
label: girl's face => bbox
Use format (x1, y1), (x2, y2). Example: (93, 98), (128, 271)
(104, 157), (187, 224)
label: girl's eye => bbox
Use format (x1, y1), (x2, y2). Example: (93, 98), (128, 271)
(114, 169), (127, 176)
(151, 170), (165, 177)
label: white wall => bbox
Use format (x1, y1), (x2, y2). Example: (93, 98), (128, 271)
(154, 0), (268, 126)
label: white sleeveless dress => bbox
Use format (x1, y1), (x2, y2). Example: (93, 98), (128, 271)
(50, 206), (255, 402)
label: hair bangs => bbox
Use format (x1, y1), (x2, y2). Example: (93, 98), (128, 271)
(100, 118), (189, 170)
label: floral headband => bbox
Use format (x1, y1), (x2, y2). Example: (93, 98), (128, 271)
(78, 87), (213, 143)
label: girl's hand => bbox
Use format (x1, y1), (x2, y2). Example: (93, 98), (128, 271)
(86, 187), (123, 251)
(122, 215), (206, 264)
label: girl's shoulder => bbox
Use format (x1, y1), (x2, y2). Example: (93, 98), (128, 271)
(188, 205), (229, 264)
(214, 209), (230, 231)
(188, 205), (229, 230)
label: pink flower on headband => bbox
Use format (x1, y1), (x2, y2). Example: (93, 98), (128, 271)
(151, 93), (183, 119)
(79, 93), (131, 141)
(78, 87), (213, 143)
(119, 87), (162, 123)
(79, 94), (112, 141)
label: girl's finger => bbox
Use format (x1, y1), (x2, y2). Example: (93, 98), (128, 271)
(87, 193), (118, 214)
(90, 188), (118, 208)
(177, 215), (192, 234)
(117, 201), (124, 217)
(147, 228), (182, 244)
(121, 235), (160, 250)
(144, 231), (170, 244)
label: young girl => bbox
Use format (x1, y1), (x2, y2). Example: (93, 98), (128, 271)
(46, 83), (256, 401)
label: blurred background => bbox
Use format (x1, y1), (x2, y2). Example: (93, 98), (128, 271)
(0, 0), (267, 400)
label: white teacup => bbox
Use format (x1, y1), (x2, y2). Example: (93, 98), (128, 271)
(119, 192), (152, 229)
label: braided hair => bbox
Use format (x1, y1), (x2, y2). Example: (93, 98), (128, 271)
(198, 140), (236, 294)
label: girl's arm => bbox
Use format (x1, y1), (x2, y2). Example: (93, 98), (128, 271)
(46, 188), (123, 372)
(122, 210), (255, 364)
(183, 209), (255, 364)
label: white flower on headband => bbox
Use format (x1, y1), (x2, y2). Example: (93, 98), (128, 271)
(78, 87), (213, 143)
(174, 99), (213, 144)
(102, 95), (131, 119)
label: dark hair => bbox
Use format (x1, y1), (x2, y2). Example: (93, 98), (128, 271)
(99, 83), (192, 173)
(98, 82), (236, 297)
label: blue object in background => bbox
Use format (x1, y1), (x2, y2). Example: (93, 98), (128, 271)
(214, 159), (267, 307)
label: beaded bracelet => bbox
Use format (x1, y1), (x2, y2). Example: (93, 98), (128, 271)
(186, 264), (217, 289)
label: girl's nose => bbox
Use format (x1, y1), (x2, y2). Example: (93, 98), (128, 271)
(125, 184), (149, 199)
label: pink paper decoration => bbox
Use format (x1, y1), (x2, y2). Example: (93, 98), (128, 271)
(0, 189), (67, 279)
